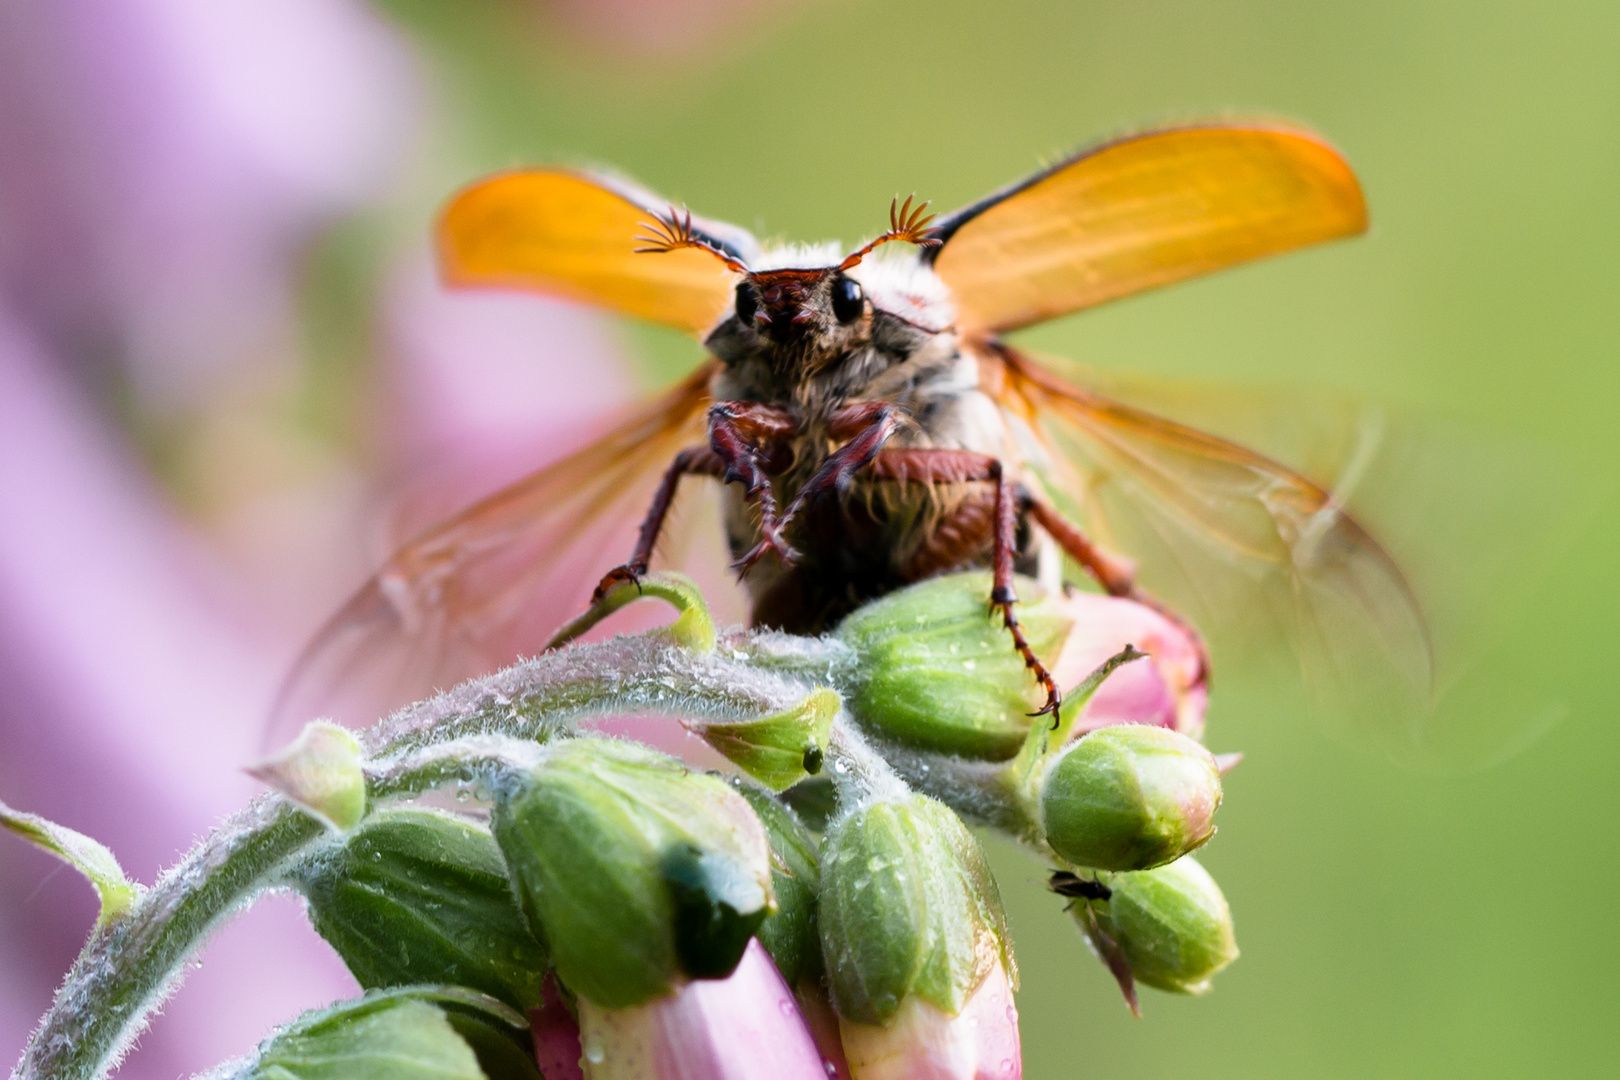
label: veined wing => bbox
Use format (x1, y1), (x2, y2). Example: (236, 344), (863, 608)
(930, 125), (1366, 334)
(990, 344), (1441, 761)
(268, 364), (717, 744)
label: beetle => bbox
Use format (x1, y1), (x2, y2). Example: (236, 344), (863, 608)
(273, 123), (1428, 740)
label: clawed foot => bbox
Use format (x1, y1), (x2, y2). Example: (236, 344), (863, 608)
(731, 529), (801, 577)
(989, 589), (1063, 722)
(591, 563), (646, 604)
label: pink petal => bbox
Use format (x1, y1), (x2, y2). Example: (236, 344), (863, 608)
(1048, 591), (1207, 739)
(838, 954), (1021, 1080)
(576, 939), (829, 1080)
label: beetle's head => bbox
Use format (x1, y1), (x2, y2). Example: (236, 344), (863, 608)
(637, 198), (949, 376)
(731, 266), (870, 345)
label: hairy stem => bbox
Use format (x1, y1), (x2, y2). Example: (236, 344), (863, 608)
(362, 633), (836, 759)
(13, 628), (1028, 1080)
(14, 634), (837, 1080)
(12, 798), (323, 1080)
(14, 734), (568, 1080)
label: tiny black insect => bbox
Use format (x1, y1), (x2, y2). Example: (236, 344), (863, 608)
(1048, 869), (1111, 901)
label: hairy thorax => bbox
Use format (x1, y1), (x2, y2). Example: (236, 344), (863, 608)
(707, 318), (1027, 631)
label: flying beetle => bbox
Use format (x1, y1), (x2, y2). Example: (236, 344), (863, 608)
(274, 123), (1432, 740)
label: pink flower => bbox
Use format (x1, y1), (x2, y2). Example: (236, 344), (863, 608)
(570, 939), (834, 1079)
(837, 954), (1020, 1080)
(1049, 591), (1208, 740)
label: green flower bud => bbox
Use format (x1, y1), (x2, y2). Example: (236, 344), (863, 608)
(1041, 724), (1221, 871)
(818, 793), (1012, 1025)
(245, 987), (532, 1080)
(835, 571), (1072, 760)
(726, 778), (822, 986)
(248, 720), (366, 830)
(490, 738), (774, 1008)
(293, 809), (549, 1011)
(690, 687), (838, 792)
(1078, 856), (1238, 997)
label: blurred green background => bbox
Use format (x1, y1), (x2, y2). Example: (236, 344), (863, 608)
(99, 0), (1620, 1074)
(347, 1), (1620, 1075)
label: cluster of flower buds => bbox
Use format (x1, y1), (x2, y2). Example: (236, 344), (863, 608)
(826, 572), (1238, 1013)
(280, 575), (1238, 1078)
(5, 571), (1244, 1080)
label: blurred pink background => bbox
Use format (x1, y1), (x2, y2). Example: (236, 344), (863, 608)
(0, 1), (706, 1074)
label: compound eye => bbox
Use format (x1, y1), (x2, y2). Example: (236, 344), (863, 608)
(735, 281), (758, 326)
(830, 275), (864, 324)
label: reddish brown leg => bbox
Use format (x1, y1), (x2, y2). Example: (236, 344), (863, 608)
(592, 446), (725, 602)
(1018, 492), (1138, 596)
(708, 402), (800, 572)
(735, 401), (899, 574)
(867, 449), (1064, 718)
(1020, 490), (1211, 690)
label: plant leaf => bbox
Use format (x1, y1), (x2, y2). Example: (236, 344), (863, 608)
(0, 797), (138, 926)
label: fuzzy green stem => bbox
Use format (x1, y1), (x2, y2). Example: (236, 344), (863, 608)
(12, 736), (561, 1080)
(545, 572), (717, 653)
(13, 633), (839, 1080)
(824, 720), (912, 809)
(12, 798), (323, 1080)
(361, 633), (837, 759)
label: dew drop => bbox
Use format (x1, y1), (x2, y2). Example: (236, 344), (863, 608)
(455, 789), (471, 804)
(582, 1033), (606, 1064)
(779, 998), (796, 1016)
(1006, 1005), (1017, 1023)
(825, 1063), (839, 1076)
(1000, 1058), (1015, 1075)
(962, 660), (977, 671)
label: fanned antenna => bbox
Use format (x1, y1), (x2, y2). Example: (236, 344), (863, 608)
(838, 195), (941, 270)
(634, 207), (751, 273)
